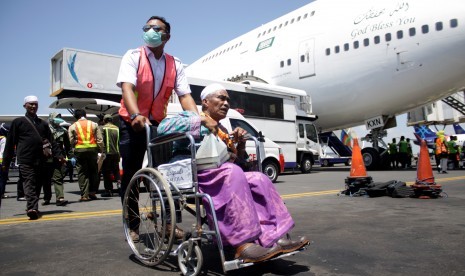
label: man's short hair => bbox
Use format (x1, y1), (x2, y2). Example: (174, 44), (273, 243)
(73, 109), (86, 120)
(147, 16), (170, 34)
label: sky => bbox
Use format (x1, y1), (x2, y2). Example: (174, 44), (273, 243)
(0, 0), (462, 154)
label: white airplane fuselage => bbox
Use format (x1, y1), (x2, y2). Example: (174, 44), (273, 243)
(186, 0), (465, 131)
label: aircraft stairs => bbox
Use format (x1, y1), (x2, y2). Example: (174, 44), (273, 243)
(319, 131), (352, 157)
(442, 91), (465, 115)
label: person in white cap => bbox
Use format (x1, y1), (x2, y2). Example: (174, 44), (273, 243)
(2, 96), (64, 219)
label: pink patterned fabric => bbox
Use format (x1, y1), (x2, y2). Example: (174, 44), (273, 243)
(198, 162), (294, 247)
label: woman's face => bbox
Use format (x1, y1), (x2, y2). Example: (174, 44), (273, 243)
(204, 90), (230, 121)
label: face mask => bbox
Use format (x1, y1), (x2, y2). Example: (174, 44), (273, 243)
(52, 118), (64, 126)
(143, 29), (163, 48)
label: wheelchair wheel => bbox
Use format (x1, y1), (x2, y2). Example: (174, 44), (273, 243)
(177, 241), (203, 276)
(123, 167), (176, 266)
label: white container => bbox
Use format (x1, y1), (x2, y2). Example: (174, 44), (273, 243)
(158, 158), (194, 189)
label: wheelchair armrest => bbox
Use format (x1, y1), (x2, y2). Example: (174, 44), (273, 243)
(151, 132), (187, 144)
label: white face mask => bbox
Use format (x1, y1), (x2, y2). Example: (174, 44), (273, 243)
(143, 28), (163, 48)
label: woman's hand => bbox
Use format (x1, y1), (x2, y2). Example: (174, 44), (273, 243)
(231, 127), (248, 144)
(201, 115), (218, 135)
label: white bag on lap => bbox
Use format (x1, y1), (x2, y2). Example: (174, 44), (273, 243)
(196, 134), (229, 170)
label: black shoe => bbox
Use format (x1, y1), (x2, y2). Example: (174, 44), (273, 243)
(101, 190), (113, 197)
(441, 171), (448, 174)
(88, 194), (98, 200)
(26, 209), (41, 220)
(56, 199), (68, 206)
(41, 200), (51, 206)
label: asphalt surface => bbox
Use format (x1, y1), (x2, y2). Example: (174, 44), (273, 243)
(0, 165), (464, 276)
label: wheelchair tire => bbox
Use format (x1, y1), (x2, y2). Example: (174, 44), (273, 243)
(178, 241), (203, 276)
(123, 167), (176, 266)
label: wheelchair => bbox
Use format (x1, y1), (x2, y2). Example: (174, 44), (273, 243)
(122, 124), (304, 275)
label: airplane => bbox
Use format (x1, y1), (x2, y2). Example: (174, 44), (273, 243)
(185, 0), (465, 169)
(453, 123), (465, 134)
(413, 124), (465, 150)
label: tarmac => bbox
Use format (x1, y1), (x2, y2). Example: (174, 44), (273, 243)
(0, 165), (464, 276)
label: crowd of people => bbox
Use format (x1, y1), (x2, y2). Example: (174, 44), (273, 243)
(0, 96), (121, 219)
(388, 132), (464, 172)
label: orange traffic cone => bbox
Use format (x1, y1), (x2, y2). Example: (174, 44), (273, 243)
(411, 139), (442, 198)
(344, 138), (373, 195)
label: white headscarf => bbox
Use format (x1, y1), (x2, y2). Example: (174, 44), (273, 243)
(200, 83), (226, 100)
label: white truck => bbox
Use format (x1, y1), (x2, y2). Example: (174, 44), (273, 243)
(50, 48), (285, 182)
(179, 77), (322, 175)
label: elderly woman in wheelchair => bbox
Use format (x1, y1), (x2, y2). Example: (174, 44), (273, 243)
(159, 84), (309, 259)
(122, 83), (309, 274)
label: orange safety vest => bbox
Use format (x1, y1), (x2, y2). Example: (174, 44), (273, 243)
(74, 120), (97, 149)
(435, 137), (447, 155)
(119, 47), (176, 123)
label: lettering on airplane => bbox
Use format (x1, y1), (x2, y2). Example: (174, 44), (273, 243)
(351, 1), (414, 39)
(256, 37), (275, 52)
(365, 115), (385, 130)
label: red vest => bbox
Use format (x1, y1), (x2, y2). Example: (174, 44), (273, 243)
(119, 47), (176, 123)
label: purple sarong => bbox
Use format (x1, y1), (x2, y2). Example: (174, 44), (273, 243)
(198, 162), (294, 248)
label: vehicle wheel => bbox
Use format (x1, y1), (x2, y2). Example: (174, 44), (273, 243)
(300, 156), (313, 173)
(361, 147), (380, 170)
(322, 159), (329, 167)
(345, 159), (352, 166)
(262, 160), (279, 182)
(178, 241), (203, 276)
(122, 167), (175, 266)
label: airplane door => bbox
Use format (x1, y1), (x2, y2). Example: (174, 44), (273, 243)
(298, 38), (316, 79)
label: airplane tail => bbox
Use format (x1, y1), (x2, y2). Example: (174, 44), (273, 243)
(413, 125), (437, 140)
(453, 123), (465, 134)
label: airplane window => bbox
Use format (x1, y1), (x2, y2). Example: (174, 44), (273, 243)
(353, 41), (359, 49)
(450, 19), (458, 28)
(422, 25), (429, 34)
(363, 38), (369, 47)
(300, 55), (305, 62)
(257, 33), (261, 38)
(326, 48), (330, 56)
(304, 14), (308, 19)
(344, 43), (349, 51)
(285, 21), (288, 26)
(385, 33), (392, 42)
(267, 29), (271, 34)
(280, 61), (284, 68)
(273, 26), (277, 31)
(240, 42), (242, 46)
(291, 19), (295, 24)
(251, 70), (254, 76)
(335, 46), (340, 53)
(374, 36), (380, 44)
(409, 27), (416, 36)
(279, 24), (283, 28)
(262, 31), (266, 36)
(297, 16), (301, 22)
(397, 30), (403, 39)
(287, 59), (291, 66)
(436, 22), (443, 31)
(311, 11), (315, 16)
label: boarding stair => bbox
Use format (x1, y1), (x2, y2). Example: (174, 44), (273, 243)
(319, 132), (352, 157)
(442, 91), (465, 115)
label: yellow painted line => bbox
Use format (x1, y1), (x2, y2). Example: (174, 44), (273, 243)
(1, 176), (464, 226)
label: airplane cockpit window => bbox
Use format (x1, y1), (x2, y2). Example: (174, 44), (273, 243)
(450, 19), (458, 28)
(374, 36), (380, 44)
(353, 41), (359, 49)
(385, 33), (392, 42)
(422, 25), (429, 34)
(409, 27), (416, 37)
(436, 22), (443, 31)
(397, 30), (403, 39)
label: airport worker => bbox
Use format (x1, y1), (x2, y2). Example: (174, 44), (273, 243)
(68, 109), (104, 201)
(388, 138), (398, 169)
(398, 136), (409, 169)
(447, 136), (459, 169)
(48, 112), (71, 206)
(2, 96), (63, 220)
(157, 83), (310, 263)
(435, 130), (448, 174)
(0, 123), (9, 205)
(116, 15), (207, 240)
(406, 138), (413, 168)
(99, 114), (120, 197)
